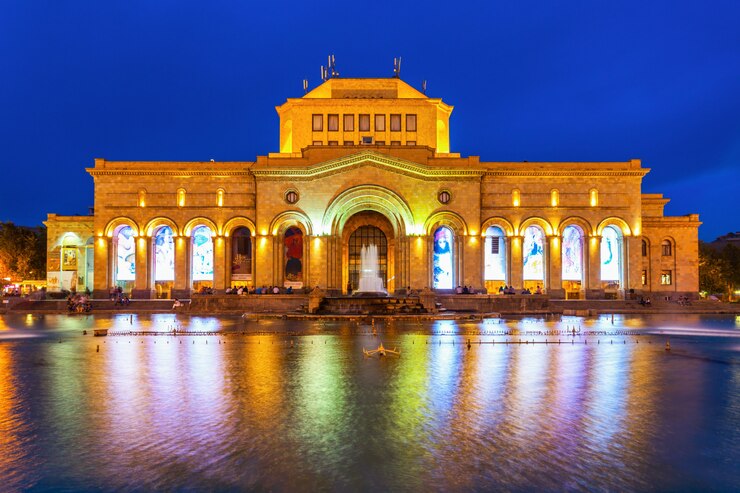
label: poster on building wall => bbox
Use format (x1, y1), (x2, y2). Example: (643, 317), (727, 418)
(154, 226), (175, 281)
(47, 271), (60, 291)
(522, 226), (544, 280)
(284, 227), (303, 287)
(62, 247), (77, 271)
(116, 226), (136, 281)
(433, 227), (453, 289)
(601, 228), (620, 281)
(562, 227), (583, 281)
(192, 226), (214, 281)
(231, 232), (252, 281)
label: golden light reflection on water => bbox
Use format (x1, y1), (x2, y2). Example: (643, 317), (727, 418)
(0, 314), (737, 490)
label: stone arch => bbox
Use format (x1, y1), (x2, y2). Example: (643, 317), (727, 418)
(223, 216), (257, 237)
(104, 217), (140, 237)
(518, 216), (554, 236)
(596, 217), (632, 237)
(557, 216), (594, 237)
(144, 217), (180, 237)
(481, 216), (514, 237)
(424, 211), (468, 237)
(270, 211), (314, 237)
(322, 185), (414, 237)
(183, 217), (219, 237)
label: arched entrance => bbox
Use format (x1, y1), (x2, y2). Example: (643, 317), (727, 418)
(342, 211), (395, 294)
(348, 226), (388, 292)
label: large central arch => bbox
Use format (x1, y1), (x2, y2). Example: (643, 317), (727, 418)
(321, 185), (415, 237)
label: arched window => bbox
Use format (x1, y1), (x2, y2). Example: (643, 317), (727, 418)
(153, 226), (175, 298)
(562, 226), (584, 296)
(484, 226), (506, 284)
(512, 189), (521, 207)
(601, 226), (623, 290)
(217, 188), (225, 207)
(138, 189), (146, 208)
(589, 188), (599, 207)
(550, 189), (559, 207)
(191, 226), (214, 289)
(177, 188), (186, 207)
(522, 225), (545, 287)
(661, 239), (672, 256)
(231, 227), (252, 283)
(433, 226), (454, 289)
(642, 239), (648, 257)
(284, 227), (304, 287)
(115, 226), (136, 285)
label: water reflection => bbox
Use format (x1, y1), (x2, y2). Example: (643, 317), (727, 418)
(0, 314), (738, 491)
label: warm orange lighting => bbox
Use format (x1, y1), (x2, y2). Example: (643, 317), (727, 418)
(177, 188), (186, 207)
(550, 189), (559, 207)
(590, 188), (598, 207)
(217, 189), (224, 207)
(512, 189), (521, 207)
(138, 189), (146, 208)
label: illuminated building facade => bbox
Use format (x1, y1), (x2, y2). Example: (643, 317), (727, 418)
(45, 77), (701, 300)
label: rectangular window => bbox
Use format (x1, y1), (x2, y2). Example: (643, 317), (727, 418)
(390, 114), (401, 131)
(343, 140), (354, 146)
(327, 114), (339, 132)
(406, 140), (416, 145)
(491, 237), (500, 255)
(641, 270), (647, 286)
(312, 140), (322, 145)
(312, 114), (323, 131)
(361, 136), (373, 144)
(391, 141), (401, 146)
(375, 141), (385, 145)
(359, 114), (370, 131)
(661, 270), (672, 285)
(375, 114), (385, 131)
(343, 114), (354, 131)
(406, 114), (417, 131)
(328, 141), (338, 146)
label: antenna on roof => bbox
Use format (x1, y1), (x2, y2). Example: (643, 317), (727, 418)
(393, 57), (402, 78)
(320, 54), (338, 81)
(422, 80), (427, 94)
(303, 79), (308, 93)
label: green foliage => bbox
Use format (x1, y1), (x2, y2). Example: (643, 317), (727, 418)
(0, 222), (46, 280)
(699, 241), (740, 297)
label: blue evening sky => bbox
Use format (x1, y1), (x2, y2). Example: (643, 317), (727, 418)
(1, 0), (738, 241)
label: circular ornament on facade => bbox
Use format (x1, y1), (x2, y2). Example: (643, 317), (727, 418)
(285, 190), (299, 204)
(438, 190), (451, 205)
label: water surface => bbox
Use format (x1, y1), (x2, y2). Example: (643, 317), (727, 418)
(1, 313), (739, 491)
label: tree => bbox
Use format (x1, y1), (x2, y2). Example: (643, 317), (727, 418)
(0, 222), (46, 280)
(699, 241), (740, 299)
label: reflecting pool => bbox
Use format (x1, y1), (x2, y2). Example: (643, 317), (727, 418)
(1, 313), (739, 491)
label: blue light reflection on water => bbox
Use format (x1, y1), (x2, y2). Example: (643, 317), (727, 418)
(0, 313), (738, 491)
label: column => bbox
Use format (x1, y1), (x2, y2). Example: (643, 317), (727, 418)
(547, 235), (564, 298)
(213, 235), (226, 292)
(133, 235), (151, 299)
(172, 235), (190, 299)
(586, 235), (602, 299)
(92, 236), (110, 299)
(509, 235), (523, 289)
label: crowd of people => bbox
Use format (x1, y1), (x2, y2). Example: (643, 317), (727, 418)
(498, 285), (543, 295)
(67, 292), (91, 313)
(224, 285), (298, 295)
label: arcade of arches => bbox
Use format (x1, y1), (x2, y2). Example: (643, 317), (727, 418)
(45, 76), (700, 299)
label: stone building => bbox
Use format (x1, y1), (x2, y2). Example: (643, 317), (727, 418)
(45, 76), (701, 299)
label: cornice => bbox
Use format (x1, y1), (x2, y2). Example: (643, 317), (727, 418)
(252, 151), (483, 181)
(87, 168), (253, 177)
(484, 170), (649, 177)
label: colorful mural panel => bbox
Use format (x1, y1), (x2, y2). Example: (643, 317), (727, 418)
(433, 226), (453, 289)
(522, 226), (544, 280)
(115, 226), (135, 281)
(192, 226), (214, 281)
(284, 227), (303, 286)
(154, 226), (175, 281)
(561, 226), (583, 281)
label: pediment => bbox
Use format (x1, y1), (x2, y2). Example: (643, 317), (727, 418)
(252, 151), (483, 181)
